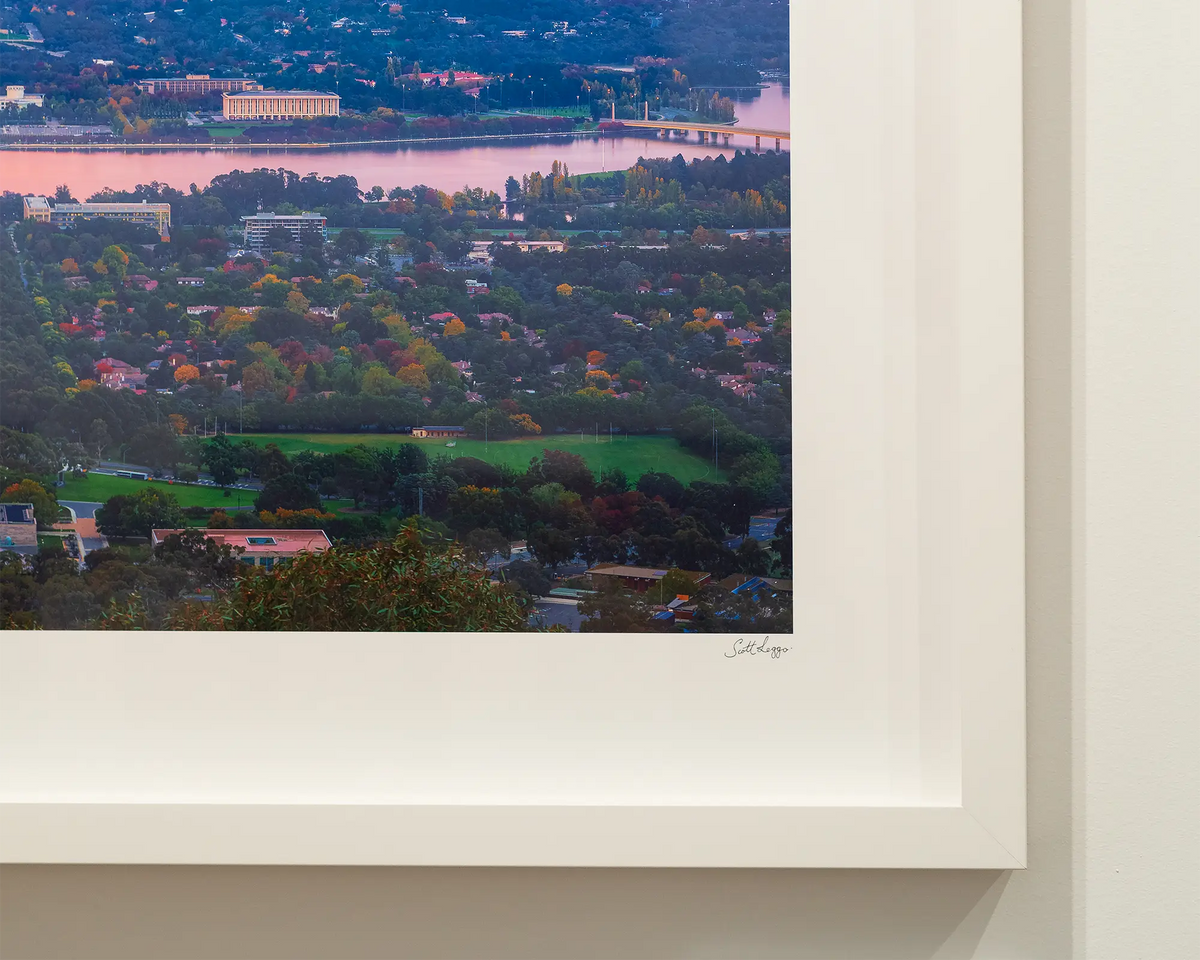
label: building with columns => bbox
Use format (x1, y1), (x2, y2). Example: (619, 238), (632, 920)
(222, 90), (340, 120)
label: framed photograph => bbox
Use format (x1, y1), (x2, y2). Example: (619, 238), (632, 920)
(0, 0), (1024, 868)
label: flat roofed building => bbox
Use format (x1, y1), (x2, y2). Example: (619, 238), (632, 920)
(586, 563), (712, 591)
(222, 90), (340, 120)
(471, 238), (566, 254)
(410, 426), (465, 438)
(0, 503), (38, 547)
(241, 211), (328, 249)
(4, 84), (44, 107)
(22, 195), (171, 241)
(136, 75), (261, 95)
(21, 195), (51, 221)
(151, 528), (332, 570)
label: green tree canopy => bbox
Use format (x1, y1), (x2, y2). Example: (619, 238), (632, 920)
(95, 489), (184, 539)
(254, 473), (321, 513)
(2, 478), (59, 529)
(100, 523), (527, 632)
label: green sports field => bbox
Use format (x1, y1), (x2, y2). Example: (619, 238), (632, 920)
(59, 474), (257, 509)
(241, 433), (722, 483)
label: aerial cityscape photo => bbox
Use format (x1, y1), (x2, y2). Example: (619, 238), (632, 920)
(0, 0), (792, 632)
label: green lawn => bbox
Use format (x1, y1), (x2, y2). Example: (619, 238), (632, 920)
(58, 474), (255, 509)
(241, 433), (721, 483)
(203, 124), (249, 137)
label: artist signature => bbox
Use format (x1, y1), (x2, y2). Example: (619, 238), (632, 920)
(724, 636), (791, 660)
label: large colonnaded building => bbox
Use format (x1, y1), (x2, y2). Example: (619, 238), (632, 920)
(136, 74), (261, 95)
(241, 211), (328, 250)
(151, 529), (332, 571)
(22, 195), (171, 241)
(222, 90), (340, 120)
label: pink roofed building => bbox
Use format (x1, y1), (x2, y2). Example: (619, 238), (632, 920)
(414, 70), (494, 89)
(151, 528), (332, 570)
(99, 366), (148, 392)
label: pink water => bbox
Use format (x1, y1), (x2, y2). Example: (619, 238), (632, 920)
(1, 84), (789, 199)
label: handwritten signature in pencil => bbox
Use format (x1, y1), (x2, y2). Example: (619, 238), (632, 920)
(724, 636), (791, 660)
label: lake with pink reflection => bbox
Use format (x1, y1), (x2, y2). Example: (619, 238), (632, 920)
(2, 84), (788, 199)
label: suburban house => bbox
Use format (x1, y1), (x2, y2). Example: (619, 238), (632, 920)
(150, 529), (332, 570)
(725, 327), (761, 344)
(410, 426), (466, 439)
(0, 503), (38, 548)
(652, 595), (700, 624)
(97, 359), (148, 392)
(124, 274), (158, 291)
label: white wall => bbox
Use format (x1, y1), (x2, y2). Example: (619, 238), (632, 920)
(2, 2), (1197, 956)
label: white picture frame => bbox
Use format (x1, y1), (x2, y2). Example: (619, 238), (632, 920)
(0, 0), (1025, 869)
